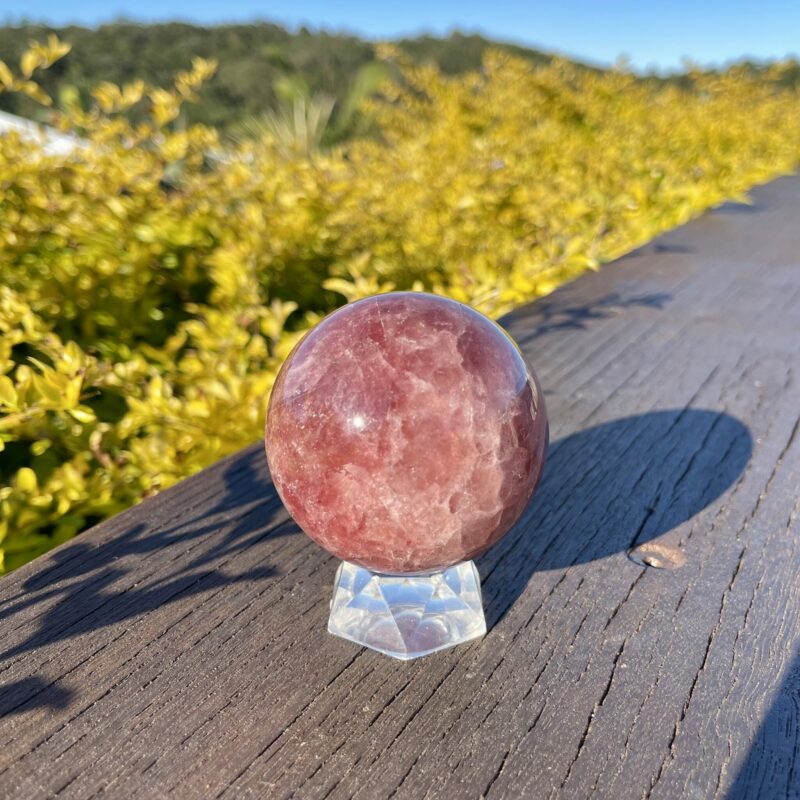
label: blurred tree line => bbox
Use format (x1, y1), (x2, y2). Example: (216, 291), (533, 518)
(0, 21), (795, 139)
(0, 22), (557, 132)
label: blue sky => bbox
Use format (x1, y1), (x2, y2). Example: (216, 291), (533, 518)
(4, 0), (799, 72)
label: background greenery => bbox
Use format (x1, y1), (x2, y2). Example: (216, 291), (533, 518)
(3, 22), (798, 132)
(0, 23), (558, 131)
(0, 32), (799, 573)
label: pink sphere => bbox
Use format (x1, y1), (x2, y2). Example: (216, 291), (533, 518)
(265, 292), (548, 574)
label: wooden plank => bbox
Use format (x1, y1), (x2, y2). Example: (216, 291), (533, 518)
(1, 175), (799, 799)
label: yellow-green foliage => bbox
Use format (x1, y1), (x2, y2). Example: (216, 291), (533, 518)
(1, 39), (799, 572)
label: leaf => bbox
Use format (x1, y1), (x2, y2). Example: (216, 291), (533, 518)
(46, 34), (71, 62)
(31, 371), (67, 406)
(18, 80), (52, 106)
(0, 376), (17, 408)
(68, 406), (96, 424)
(322, 277), (357, 300)
(150, 88), (179, 126)
(31, 439), (51, 455)
(20, 49), (41, 79)
(121, 80), (145, 107)
(16, 468), (38, 493)
(93, 81), (123, 113)
(0, 60), (13, 88)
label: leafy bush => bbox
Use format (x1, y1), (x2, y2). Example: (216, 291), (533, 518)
(0, 23), (558, 130)
(1, 39), (799, 572)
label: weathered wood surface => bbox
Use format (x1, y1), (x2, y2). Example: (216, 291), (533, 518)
(2, 175), (800, 800)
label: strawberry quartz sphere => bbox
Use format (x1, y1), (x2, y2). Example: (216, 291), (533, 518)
(265, 292), (548, 574)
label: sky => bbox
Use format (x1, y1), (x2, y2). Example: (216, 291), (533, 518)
(3, 0), (800, 73)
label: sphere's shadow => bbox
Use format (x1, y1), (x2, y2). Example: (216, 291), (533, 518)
(479, 408), (753, 628)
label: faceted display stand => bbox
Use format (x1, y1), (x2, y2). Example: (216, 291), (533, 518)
(328, 560), (487, 660)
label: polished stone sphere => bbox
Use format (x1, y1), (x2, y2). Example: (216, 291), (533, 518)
(265, 292), (548, 574)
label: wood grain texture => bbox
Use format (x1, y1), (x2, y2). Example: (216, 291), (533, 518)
(2, 176), (800, 800)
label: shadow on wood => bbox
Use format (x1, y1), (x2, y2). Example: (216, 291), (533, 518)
(0, 676), (74, 717)
(508, 290), (672, 343)
(0, 449), (293, 684)
(480, 408), (753, 628)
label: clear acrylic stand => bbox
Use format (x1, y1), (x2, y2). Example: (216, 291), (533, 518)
(328, 560), (487, 660)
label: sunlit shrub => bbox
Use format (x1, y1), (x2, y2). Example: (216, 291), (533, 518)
(1, 39), (799, 571)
